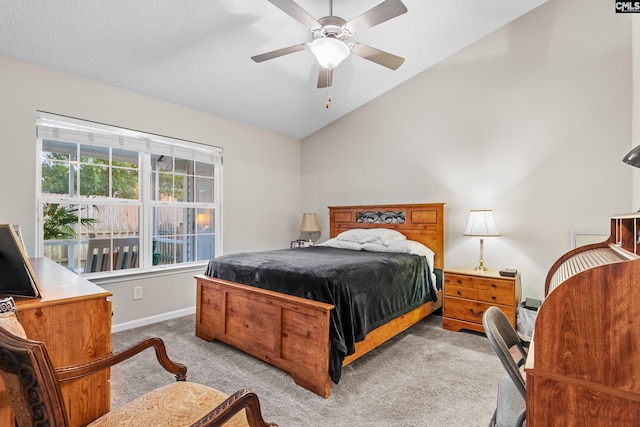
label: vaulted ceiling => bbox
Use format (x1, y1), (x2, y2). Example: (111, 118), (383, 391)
(0, 0), (547, 139)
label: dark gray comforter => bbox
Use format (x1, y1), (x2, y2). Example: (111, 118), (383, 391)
(204, 246), (437, 383)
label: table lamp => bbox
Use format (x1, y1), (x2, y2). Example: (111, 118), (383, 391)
(300, 213), (320, 242)
(464, 210), (500, 271)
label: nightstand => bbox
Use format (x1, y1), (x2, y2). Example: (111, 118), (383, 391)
(443, 267), (521, 333)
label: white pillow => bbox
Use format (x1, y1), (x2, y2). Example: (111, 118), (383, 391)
(360, 241), (388, 252)
(360, 240), (433, 256)
(387, 240), (435, 259)
(317, 238), (363, 251)
(336, 228), (406, 246)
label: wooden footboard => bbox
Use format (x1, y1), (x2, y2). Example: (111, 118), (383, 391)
(195, 275), (335, 397)
(196, 274), (442, 397)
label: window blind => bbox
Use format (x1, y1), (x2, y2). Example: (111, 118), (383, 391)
(36, 112), (222, 164)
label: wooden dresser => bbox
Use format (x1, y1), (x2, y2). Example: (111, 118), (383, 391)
(443, 267), (521, 333)
(525, 213), (640, 425)
(0, 257), (112, 426)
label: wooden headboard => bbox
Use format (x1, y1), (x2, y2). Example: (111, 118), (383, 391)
(328, 203), (445, 270)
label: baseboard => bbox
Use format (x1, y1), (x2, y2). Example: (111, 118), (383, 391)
(111, 306), (196, 333)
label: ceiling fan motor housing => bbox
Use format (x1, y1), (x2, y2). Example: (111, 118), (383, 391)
(314, 16), (350, 40)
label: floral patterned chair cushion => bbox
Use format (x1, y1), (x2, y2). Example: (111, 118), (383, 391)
(88, 381), (251, 427)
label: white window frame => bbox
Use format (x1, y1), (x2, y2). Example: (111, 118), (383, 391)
(35, 111), (222, 279)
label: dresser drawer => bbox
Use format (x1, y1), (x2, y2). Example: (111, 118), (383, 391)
(445, 297), (515, 325)
(444, 274), (475, 289)
(473, 277), (514, 293)
(476, 289), (513, 305)
(444, 284), (478, 300)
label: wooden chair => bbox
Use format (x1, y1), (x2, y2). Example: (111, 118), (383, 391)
(0, 310), (277, 427)
(482, 306), (527, 427)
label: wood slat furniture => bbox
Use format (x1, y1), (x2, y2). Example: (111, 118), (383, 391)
(525, 213), (640, 425)
(0, 257), (112, 427)
(86, 237), (139, 272)
(196, 203), (445, 398)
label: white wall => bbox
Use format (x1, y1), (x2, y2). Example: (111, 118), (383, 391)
(633, 15), (640, 210)
(0, 55), (301, 328)
(301, 0), (632, 300)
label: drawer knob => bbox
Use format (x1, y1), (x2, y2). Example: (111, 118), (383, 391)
(457, 290), (462, 296)
(491, 283), (497, 288)
(457, 279), (462, 284)
(469, 308), (484, 317)
(491, 295), (497, 300)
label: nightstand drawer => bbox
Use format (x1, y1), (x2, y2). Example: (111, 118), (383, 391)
(446, 298), (514, 325)
(444, 284), (477, 300)
(474, 277), (514, 293)
(476, 289), (513, 305)
(444, 274), (475, 289)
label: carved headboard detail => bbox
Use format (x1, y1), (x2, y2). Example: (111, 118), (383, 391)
(355, 211), (405, 224)
(328, 203), (445, 270)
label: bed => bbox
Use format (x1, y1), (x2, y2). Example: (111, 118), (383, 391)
(195, 203), (445, 398)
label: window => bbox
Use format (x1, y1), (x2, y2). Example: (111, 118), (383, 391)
(36, 112), (222, 276)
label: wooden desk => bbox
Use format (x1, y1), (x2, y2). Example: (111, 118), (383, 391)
(525, 213), (640, 425)
(0, 257), (112, 426)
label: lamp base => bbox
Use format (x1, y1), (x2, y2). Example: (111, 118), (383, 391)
(474, 238), (488, 272)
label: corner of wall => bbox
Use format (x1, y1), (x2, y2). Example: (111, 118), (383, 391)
(633, 16), (640, 210)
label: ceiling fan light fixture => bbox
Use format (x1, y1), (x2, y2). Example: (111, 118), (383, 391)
(309, 37), (350, 69)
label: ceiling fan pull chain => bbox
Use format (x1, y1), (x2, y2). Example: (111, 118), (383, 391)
(322, 66), (332, 108)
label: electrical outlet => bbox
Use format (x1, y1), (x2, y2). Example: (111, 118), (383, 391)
(133, 286), (143, 300)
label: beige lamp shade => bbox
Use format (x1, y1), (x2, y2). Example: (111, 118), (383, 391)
(464, 210), (500, 237)
(464, 210), (500, 271)
(300, 213), (320, 241)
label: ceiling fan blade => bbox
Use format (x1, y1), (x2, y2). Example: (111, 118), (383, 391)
(268, 0), (322, 30)
(344, 0), (407, 34)
(317, 67), (333, 88)
(251, 43), (307, 63)
(351, 42), (404, 70)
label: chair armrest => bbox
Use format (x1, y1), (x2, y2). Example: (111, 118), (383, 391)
(188, 389), (278, 427)
(55, 336), (187, 382)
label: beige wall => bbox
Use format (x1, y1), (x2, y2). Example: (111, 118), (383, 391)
(301, 0), (632, 300)
(0, 55), (301, 329)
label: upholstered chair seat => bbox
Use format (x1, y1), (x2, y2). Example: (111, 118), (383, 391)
(88, 382), (252, 427)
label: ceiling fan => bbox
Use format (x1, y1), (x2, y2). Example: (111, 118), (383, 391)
(251, 0), (408, 88)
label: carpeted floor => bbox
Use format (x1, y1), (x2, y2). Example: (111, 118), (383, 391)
(111, 314), (503, 426)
